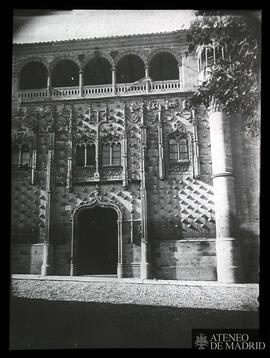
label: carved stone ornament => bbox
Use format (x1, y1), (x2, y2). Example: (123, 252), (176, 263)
(173, 121), (187, 133)
(165, 98), (178, 109)
(99, 125), (123, 138)
(57, 116), (68, 129)
(180, 109), (192, 121)
(39, 105), (55, 118)
(71, 189), (125, 219)
(146, 100), (160, 110)
(73, 167), (96, 181)
(24, 114), (37, 131)
(129, 111), (142, 124)
(168, 161), (191, 174)
(145, 112), (158, 125)
(101, 166), (123, 180)
(39, 105), (55, 131)
(130, 101), (144, 112)
(12, 131), (33, 145)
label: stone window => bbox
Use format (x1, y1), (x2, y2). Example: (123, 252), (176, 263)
(102, 140), (121, 166)
(75, 141), (95, 167)
(12, 143), (31, 167)
(169, 136), (189, 162)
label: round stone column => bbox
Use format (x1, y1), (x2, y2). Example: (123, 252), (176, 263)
(78, 70), (83, 97)
(112, 67), (116, 95)
(47, 71), (52, 97)
(144, 65), (150, 93)
(209, 111), (243, 283)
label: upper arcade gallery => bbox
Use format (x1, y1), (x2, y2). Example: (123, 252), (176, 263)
(18, 52), (180, 90)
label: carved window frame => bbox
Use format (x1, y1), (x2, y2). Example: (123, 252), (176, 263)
(101, 137), (122, 167)
(167, 131), (191, 165)
(75, 139), (96, 167)
(12, 142), (32, 168)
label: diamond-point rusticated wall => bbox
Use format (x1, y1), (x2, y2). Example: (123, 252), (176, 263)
(11, 31), (259, 282)
(11, 94), (218, 279)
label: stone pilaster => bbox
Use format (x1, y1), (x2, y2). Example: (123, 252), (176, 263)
(41, 119), (55, 276)
(41, 148), (53, 275)
(12, 71), (19, 99)
(117, 219), (123, 278)
(209, 111), (242, 283)
(140, 105), (152, 279)
(157, 104), (165, 179)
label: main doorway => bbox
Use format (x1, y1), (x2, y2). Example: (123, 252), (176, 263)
(76, 207), (118, 275)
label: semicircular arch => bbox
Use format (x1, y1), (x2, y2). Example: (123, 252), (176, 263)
(114, 50), (146, 67)
(16, 56), (49, 73)
(49, 55), (81, 73)
(81, 53), (114, 70)
(147, 48), (181, 66)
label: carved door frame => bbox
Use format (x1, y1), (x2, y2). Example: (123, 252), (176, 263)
(70, 202), (123, 278)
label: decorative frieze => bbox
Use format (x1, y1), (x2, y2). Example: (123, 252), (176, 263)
(101, 166), (123, 180)
(73, 167), (96, 182)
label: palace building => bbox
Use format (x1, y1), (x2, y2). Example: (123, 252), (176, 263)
(11, 30), (259, 282)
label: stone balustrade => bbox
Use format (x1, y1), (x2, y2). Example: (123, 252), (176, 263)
(17, 79), (183, 102)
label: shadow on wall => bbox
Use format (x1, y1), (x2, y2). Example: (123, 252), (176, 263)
(10, 244), (32, 274)
(11, 243), (45, 275)
(237, 229), (259, 283)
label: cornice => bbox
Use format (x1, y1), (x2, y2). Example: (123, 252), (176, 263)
(13, 30), (188, 56)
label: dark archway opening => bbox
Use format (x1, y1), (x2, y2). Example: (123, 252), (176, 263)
(19, 61), (48, 90)
(77, 207), (118, 275)
(149, 52), (178, 81)
(116, 54), (145, 83)
(84, 57), (112, 85)
(51, 60), (79, 87)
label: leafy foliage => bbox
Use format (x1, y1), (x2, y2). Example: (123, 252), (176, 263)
(187, 11), (261, 136)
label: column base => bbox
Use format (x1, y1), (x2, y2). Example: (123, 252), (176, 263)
(40, 243), (53, 276)
(117, 263), (123, 278)
(216, 237), (243, 283)
(70, 264), (75, 276)
(41, 263), (52, 276)
(140, 262), (152, 280)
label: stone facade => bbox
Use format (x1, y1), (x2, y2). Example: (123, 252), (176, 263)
(11, 30), (259, 282)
